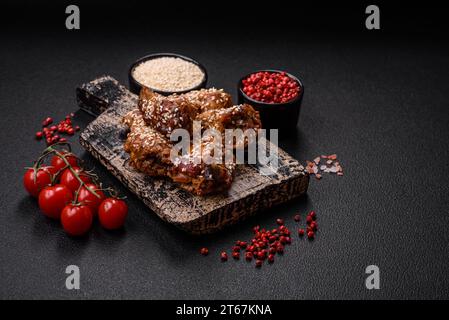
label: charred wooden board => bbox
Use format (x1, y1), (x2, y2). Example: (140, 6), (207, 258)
(77, 76), (309, 234)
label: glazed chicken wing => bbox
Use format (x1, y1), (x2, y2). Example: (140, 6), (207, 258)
(196, 104), (262, 149)
(169, 133), (236, 195)
(123, 109), (235, 195)
(138, 87), (233, 138)
(123, 109), (172, 176)
(197, 103), (262, 133)
(123, 87), (261, 196)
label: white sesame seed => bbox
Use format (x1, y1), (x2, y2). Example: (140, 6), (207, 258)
(133, 57), (205, 92)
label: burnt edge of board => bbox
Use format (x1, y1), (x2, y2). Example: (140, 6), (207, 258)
(77, 76), (309, 234)
(77, 75), (130, 116)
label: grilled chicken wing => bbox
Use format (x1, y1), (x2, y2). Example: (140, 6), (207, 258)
(123, 109), (172, 176)
(123, 109), (235, 195)
(123, 87), (261, 196)
(138, 87), (232, 138)
(169, 134), (235, 195)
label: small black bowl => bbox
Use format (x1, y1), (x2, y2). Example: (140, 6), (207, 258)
(238, 70), (304, 130)
(128, 53), (208, 95)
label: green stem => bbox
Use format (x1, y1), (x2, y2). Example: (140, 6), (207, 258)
(52, 149), (101, 199)
(34, 144), (101, 199)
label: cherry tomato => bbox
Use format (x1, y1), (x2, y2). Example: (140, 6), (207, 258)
(60, 167), (92, 193)
(23, 166), (53, 197)
(77, 183), (105, 215)
(38, 184), (73, 219)
(50, 152), (78, 173)
(98, 198), (128, 230)
(61, 204), (93, 236)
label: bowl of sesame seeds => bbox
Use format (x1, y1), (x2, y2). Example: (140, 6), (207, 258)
(129, 53), (208, 95)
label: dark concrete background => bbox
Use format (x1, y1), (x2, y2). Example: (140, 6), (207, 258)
(1, 1), (448, 299)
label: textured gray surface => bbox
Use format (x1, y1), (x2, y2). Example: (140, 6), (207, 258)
(1, 24), (449, 299)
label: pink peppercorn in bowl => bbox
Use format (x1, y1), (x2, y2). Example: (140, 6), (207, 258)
(237, 70), (304, 130)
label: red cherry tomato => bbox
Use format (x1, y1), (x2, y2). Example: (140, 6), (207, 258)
(50, 152), (78, 173)
(60, 167), (92, 193)
(61, 204), (93, 236)
(77, 183), (105, 215)
(38, 184), (73, 219)
(98, 198), (128, 230)
(23, 166), (53, 197)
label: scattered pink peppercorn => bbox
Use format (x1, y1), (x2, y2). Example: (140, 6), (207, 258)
(277, 245), (284, 254)
(220, 213), (319, 268)
(220, 251), (228, 261)
(200, 247), (209, 256)
(36, 114), (78, 145)
(309, 211), (316, 220)
(43, 117), (53, 126)
(279, 236), (287, 244)
(306, 215), (313, 224)
(307, 231), (315, 240)
(276, 218), (284, 226)
(257, 251), (266, 260)
(294, 214), (300, 222)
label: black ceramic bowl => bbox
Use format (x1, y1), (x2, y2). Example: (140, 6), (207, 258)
(238, 70), (304, 130)
(128, 53), (208, 95)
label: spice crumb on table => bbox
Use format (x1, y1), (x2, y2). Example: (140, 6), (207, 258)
(305, 154), (344, 180)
